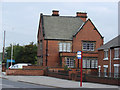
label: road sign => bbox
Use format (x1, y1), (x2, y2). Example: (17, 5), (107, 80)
(7, 59), (15, 63)
(77, 51), (82, 59)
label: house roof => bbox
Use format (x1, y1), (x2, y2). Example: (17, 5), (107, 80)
(42, 15), (84, 40)
(98, 35), (120, 50)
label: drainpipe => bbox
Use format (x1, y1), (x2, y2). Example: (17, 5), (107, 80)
(109, 49), (111, 77)
(46, 40), (48, 66)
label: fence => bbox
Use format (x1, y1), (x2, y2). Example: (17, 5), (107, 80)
(45, 70), (120, 85)
(85, 72), (120, 85)
(45, 70), (70, 80)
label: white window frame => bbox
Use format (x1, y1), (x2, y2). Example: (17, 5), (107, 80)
(114, 48), (120, 60)
(59, 42), (71, 52)
(82, 42), (95, 51)
(104, 49), (108, 60)
(83, 58), (98, 69)
(66, 57), (75, 68)
(59, 43), (63, 52)
(103, 65), (108, 77)
(66, 43), (71, 52)
(114, 64), (119, 78)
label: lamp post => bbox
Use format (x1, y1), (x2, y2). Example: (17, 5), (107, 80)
(11, 43), (13, 66)
(2, 31), (6, 61)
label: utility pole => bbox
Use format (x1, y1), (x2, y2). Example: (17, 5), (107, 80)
(2, 31), (5, 61)
(11, 43), (13, 66)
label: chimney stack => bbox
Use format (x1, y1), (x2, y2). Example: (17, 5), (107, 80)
(52, 10), (59, 16)
(76, 12), (87, 22)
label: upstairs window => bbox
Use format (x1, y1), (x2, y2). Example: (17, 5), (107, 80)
(59, 42), (71, 52)
(104, 50), (108, 60)
(82, 42), (95, 51)
(114, 48), (119, 59)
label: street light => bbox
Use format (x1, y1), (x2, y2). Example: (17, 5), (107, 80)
(11, 43), (13, 66)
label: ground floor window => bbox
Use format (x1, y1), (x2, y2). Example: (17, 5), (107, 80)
(114, 64), (119, 78)
(65, 57), (75, 68)
(103, 65), (108, 77)
(83, 58), (98, 68)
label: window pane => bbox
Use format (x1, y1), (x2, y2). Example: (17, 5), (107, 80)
(104, 51), (108, 58)
(63, 43), (66, 52)
(83, 59), (86, 68)
(91, 60), (94, 68)
(114, 49), (119, 58)
(95, 60), (97, 68)
(67, 43), (71, 52)
(59, 43), (63, 52)
(114, 66), (119, 78)
(86, 59), (90, 68)
(104, 68), (108, 77)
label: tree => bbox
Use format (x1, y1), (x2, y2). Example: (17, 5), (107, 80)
(4, 42), (37, 64)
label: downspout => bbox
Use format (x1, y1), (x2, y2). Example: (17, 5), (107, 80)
(109, 49), (111, 77)
(46, 40), (48, 66)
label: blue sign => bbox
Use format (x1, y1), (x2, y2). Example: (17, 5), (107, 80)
(77, 51), (82, 59)
(7, 59), (15, 63)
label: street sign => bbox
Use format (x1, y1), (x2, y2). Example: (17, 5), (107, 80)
(7, 59), (15, 63)
(77, 51), (82, 59)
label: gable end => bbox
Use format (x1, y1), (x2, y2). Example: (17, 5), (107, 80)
(73, 19), (103, 39)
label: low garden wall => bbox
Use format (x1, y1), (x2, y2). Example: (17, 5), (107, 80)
(6, 69), (44, 76)
(85, 74), (120, 86)
(23, 66), (47, 70)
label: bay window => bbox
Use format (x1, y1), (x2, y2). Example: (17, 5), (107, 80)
(83, 58), (98, 69)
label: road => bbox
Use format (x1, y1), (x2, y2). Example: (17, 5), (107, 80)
(2, 78), (54, 89)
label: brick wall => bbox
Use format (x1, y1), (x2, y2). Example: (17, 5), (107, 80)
(85, 75), (120, 85)
(73, 19), (103, 53)
(47, 40), (61, 67)
(6, 69), (44, 76)
(98, 48), (120, 74)
(23, 66), (46, 70)
(46, 69), (120, 85)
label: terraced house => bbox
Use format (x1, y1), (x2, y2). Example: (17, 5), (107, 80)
(98, 35), (120, 78)
(37, 10), (103, 71)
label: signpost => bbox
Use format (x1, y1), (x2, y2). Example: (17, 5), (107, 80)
(77, 51), (83, 87)
(6, 59), (15, 69)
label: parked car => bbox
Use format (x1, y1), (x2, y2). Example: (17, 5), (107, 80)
(9, 63), (32, 69)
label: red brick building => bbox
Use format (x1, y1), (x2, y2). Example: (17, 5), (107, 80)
(37, 10), (103, 70)
(98, 35), (120, 78)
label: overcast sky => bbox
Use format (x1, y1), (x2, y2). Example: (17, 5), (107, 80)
(1, 1), (118, 52)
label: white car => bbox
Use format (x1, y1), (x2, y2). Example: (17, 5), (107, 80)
(9, 63), (31, 69)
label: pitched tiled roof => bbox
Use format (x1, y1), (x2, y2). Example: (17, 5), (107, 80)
(42, 15), (84, 40)
(98, 35), (120, 50)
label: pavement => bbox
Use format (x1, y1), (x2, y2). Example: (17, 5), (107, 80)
(2, 73), (119, 89)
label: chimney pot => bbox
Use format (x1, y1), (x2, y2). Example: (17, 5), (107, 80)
(76, 12), (87, 22)
(52, 10), (59, 16)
